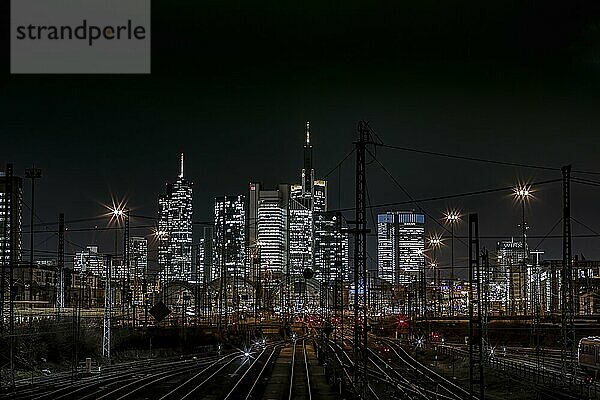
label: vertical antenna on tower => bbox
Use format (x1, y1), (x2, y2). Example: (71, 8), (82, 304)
(179, 153), (184, 179)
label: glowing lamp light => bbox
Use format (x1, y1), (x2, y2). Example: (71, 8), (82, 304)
(513, 184), (533, 200)
(102, 196), (128, 225)
(429, 237), (442, 246)
(444, 210), (461, 224)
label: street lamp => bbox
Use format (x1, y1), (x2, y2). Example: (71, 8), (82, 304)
(443, 210), (461, 316)
(513, 184), (532, 316)
(102, 197), (130, 325)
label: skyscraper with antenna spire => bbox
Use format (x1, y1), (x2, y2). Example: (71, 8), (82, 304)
(158, 153), (194, 282)
(302, 121), (314, 196)
(289, 122), (343, 282)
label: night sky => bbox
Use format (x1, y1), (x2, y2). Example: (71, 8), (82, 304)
(2, 1), (600, 272)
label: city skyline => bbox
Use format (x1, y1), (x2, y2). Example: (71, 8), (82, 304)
(3, 127), (595, 268)
(2, 135), (596, 272)
(2, 3), (600, 398)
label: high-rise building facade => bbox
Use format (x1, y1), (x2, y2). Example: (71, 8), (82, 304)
(289, 122), (328, 277)
(314, 211), (349, 282)
(377, 211), (425, 286)
(213, 195), (246, 281)
(0, 165), (22, 268)
(129, 237), (148, 280)
(74, 246), (106, 277)
(194, 226), (213, 284)
(496, 239), (528, 314)
(248, 183), (289, 277)
(289, 191), (313, 272)
(194, 238), (205, 283)
(158, 153), (193, 282)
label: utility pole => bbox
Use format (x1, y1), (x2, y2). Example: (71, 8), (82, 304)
(420, 251), (427, 321)
(531, 250), (544, 378)
(521, 193), (528, 317)
(347, 121), (372, 399)
(468, 214), (484, 400)
(220, 200), (227, 334)
(561, 165), (575, 384)
(25, 166), (41, 304)
(481, 249), (489, 359)
(57, 213), (65, 311)
(103, 255), (112, 361)
(124, 210), (131, 327)
(450, 222), (454, 316)
(72, 262), (84, 379)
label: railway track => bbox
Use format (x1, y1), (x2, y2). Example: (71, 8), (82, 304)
(2, 354), (227, 400)
(380, 338), (471, 400)
(288, 339), (312, 400)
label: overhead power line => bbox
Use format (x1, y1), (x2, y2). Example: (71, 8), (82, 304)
(376, 143), (561, 171)
(572, 178), (600, 188)
(329, 178), (562, 213)
(376, 142), (600, 175)
(323, 148), (355, 179)
(367, 148), (469, 247)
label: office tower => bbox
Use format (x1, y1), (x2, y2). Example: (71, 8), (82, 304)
(194, 239), (205, 283)
(74, 246), (106, 277)
(129, 237), (148, 279)
(377, 211), (425, 285)
(248, 183), (289, 279)
(314, 211), (349, 282)
(288, 192), (313, 273)
(213, 195), (246, 281)
(199, 226), (213, 283)
(158, 153), (194, 282)
(496, 239), (528, 314)
(0, 164), (22, 267)
(289, 122), (328, 277)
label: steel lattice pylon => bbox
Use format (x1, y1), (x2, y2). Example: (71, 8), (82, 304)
(103, 255), (112, 359)
(561, 165), (576, 383)
(468, 214), (484, 400)
(57, 213), (65, 310)
(349, 121), (371, 399)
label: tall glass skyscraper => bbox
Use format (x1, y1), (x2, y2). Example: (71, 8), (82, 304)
(496, 239), (528, 314)
(314, 211), (349, 282)
(248, 183), (289, 277)
(213, 195), (246, 281)
(377, 211), (425, 286)
(0, 164), (22, 268)
(129, 237), (148, 280)
(158, 153), (193, 282)
(74, 245), (106, 277)
(289, 122), (329, 278)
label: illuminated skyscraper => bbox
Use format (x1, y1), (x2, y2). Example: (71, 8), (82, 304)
(377, 211), (425, 285)
(129, 237), (148, 279)
(158, 153), (193, 282)
(213, 195), (246, 281)
(289, 191), (312, 272)
(194, 226), (213, 284)
(74, 246), (106, 277)
(289, 122), (328, 277)
(314, 211), (349, 282)
(496, 239), (528, 314)
(0, 164), (22, 268)
(248, 183), (289, 277)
